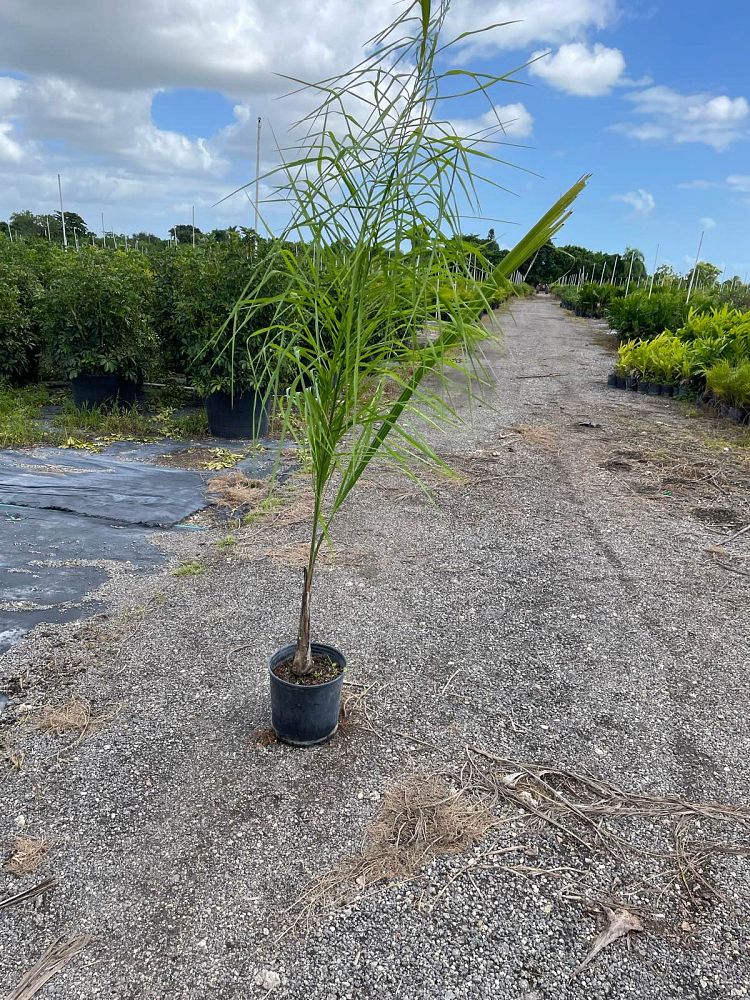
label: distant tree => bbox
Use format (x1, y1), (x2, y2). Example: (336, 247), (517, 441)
(169, 224), (203, 244)
(622, 246), (647, 283)
(8, 210), (47, 239)
(131, 232), (165, 246)
(687, 261), (721, 289)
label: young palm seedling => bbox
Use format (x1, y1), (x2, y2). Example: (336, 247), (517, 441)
(222, 0), (589, 743)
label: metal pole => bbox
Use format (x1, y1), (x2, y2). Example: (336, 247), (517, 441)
(5, 222), (11, 242)
(648, 243), (660, 298)
(58, 173), (68, 250)
(73, 226), (79, 251)
(101, 212), (106, 248)
(610, 255), (619, 283)
(686, 231), (704, 304)
(255, 116), (262, 232)
(45, 216), (51, 241)
(599, 260), (606, 283)
(192, 205), (196, 248)
(625, 252), (635, 296)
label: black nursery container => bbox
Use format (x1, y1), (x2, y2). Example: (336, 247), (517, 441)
(607, 372), (618, 388)
(638, 380), (650, 394)
(268, 642), (346, 746)
(72, 373), (121, 409)
(206, 389), (269, 439)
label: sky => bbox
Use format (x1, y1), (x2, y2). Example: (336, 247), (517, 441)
(0, 0), (748, 277)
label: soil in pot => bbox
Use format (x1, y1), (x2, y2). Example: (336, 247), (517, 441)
(272, 653), (342, 686)
(206, 388), (269, 439)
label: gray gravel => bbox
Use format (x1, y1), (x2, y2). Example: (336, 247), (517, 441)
(1, 295), (749, 999)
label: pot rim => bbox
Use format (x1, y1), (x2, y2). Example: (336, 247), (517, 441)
(268, 641), (346, 691)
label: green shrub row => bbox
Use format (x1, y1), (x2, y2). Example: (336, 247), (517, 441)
(0, 238), (526, 397)
(616, 306), (750, 411)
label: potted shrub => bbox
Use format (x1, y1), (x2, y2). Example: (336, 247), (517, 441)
(174, 239), (283, 438)
(223, 0), (589, 745)
(42, 248), (154, 408)
(0, 253), (43, 387)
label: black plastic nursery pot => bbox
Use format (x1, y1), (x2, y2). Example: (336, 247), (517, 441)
(647, 382), (662, 396)
(269, 642), (346, 746)
(205, 389), (269, 439)
(660, 384), (674, 398)
(615, 375), (627, 390)
(625, 376), (639, 391)
(638, 380), (650, 394)
(727, 406), (747, 424)
(607, 372), (618, 388)
(71, 373), (122, 409)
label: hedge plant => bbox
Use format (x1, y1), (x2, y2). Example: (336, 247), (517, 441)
(42, 248), (155, 381)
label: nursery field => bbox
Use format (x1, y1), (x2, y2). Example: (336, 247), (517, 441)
(1, 295), (748, 1000)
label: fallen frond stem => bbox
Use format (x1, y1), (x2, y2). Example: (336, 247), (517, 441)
(6, 934), (90, 1000)
(0, 877), (57, 913)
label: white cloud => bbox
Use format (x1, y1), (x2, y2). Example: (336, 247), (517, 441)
(677, 179), (719, 190)
(446, 0), (618, 57)
(0, 121), (24, 163)
(616, 86), (750, 150)
(612, 188), (655, 215)
(529, 43), (625, 96)
(699, 216), (716, 230)
(0, 0), (618, 232)
(450, 103), (534, 141)
(727, 174), (750, 192)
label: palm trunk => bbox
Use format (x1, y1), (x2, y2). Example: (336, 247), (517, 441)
(291, 566), (314, 676)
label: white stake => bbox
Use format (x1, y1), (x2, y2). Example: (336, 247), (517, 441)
(255, 116), (262, 233)
(625, 251), (635, 296)
(686, 231), (705, 304)
(45, 216), (51, 241)
(648, 243), (660, 298)
(58, 173), (68, 250)
(192, 205), (196, 248)
(5, 221), (12, 241)
(610, 255), (619, 283)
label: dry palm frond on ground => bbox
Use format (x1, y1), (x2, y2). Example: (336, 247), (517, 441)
(288, 747), (750, 971)
(4, 836), (53, 876)
(6, 934), (90, 1000)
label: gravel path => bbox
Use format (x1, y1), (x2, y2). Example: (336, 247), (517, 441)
(1, 295), (749, 999)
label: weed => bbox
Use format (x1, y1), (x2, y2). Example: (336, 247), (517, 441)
(0, 386), (50, 448)
(216, 534), (237, 550)
(202, 447), (245, 470)
(171, 560), (205, 577)
(242, 495), (283, 524)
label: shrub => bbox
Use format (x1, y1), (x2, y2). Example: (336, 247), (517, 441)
(171, 240), (286, 396)
(41, 248), (155, 380)
(0, 257), (43, 384)
(705, 361), (750, 410)
(607, 290), (691, 341)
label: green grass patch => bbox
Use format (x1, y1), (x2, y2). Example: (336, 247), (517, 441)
(171, 560), (206, 578)
(0, 385), (51, 448)
(242, 495), (283, 524)
(216, 534), (237, 550)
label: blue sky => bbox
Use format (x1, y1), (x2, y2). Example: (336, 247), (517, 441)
(0, 0), (748, 278)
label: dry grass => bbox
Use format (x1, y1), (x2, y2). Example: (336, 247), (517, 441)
(512, 423), (559, 449)
(4, 836), (53, 877)
(206, 471), (267, 511)
(33, 697), (118, 742)
(287, 773), (493, 934)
